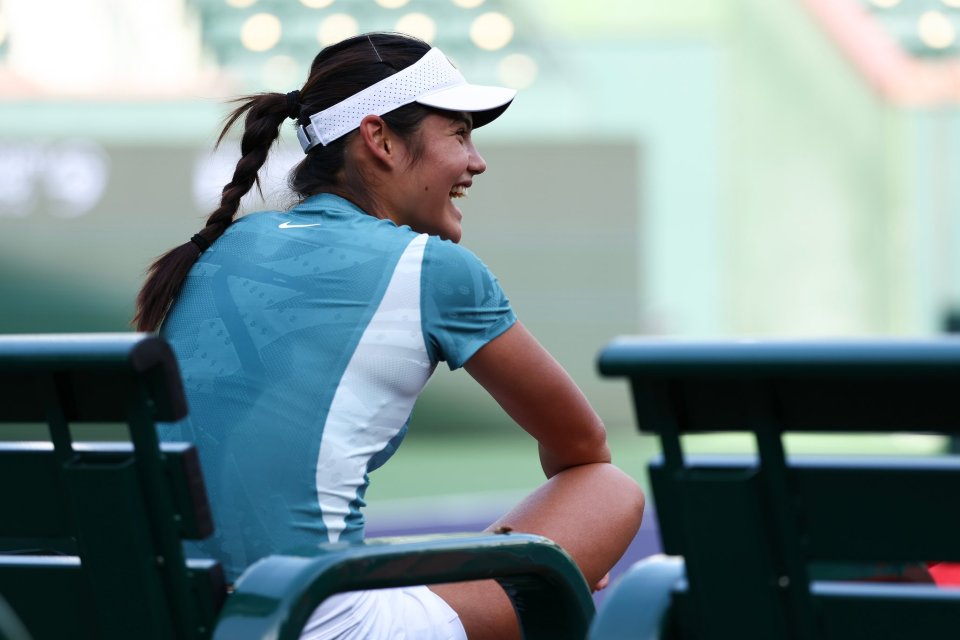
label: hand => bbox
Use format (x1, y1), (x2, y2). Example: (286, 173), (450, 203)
(593, 572), (610, 592)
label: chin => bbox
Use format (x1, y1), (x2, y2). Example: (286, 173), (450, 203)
(440, 228), (462, 243)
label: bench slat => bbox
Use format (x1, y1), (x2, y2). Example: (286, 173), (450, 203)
(0, 442), (213, 541)
(0, 334), (186, 423)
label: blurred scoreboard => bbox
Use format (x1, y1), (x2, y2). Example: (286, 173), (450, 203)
(0, 139), (302, 331)
(0, 137), (642, 430)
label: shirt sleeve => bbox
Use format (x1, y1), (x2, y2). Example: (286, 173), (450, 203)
(420, 237), (517, 370)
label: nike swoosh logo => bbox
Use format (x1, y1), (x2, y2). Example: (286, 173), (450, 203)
(279, 221), (322, 229)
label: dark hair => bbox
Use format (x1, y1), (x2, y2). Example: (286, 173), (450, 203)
(133, 32), (434, 331)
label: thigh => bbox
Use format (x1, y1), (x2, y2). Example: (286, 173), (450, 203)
(429, 580), (521, 640)
(431, 463), (644, 640)
(300, 586), (466, 640)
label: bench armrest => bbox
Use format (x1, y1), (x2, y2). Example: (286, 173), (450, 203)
(214, 532), (594, 640)
(588, 555), (685, 640)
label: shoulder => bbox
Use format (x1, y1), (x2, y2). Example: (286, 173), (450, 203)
(420, 237), (510, 305)
(419, 238), (515, 369)
(422, 236), (495, 278)
(419, 237), (514, 328)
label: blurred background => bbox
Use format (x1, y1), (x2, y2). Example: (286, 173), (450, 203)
(2, 0), (959, 582)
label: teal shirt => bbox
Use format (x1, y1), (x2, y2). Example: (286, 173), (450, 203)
(159, 194), (515, 580)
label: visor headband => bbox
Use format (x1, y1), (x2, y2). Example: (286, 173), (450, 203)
(297, 48), (464, 152)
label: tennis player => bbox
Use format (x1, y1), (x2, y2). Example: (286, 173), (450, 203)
(135, 32), (644, 640)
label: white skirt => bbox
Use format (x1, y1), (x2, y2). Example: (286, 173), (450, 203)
(299, 585), (467, 640)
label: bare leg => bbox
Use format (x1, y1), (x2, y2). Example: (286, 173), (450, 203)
(430, 462), (645, 640)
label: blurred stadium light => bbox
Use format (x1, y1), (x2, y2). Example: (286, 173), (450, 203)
(804, 0), (960, 104)
(862, 0), (960, 56)
(183, 0), (542, 92)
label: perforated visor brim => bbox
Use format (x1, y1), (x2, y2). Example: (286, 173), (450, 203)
(415, 83), (516, 128)
(470, 102), (513, 129)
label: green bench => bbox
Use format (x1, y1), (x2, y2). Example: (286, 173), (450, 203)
(0, 333), (594, 639)
(590, 338), (960, 640)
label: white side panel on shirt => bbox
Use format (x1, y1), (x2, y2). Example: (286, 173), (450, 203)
(314, 233), (435, 541)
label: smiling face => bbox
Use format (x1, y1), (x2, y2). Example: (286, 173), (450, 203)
(383, 112), (487, 243)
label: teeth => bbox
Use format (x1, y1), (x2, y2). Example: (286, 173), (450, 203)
(450, 185), (468, 198)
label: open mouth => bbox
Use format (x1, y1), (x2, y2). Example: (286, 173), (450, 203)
(449, 185), (468, 199)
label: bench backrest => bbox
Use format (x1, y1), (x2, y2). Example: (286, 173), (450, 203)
(0, 333), (224, 640)
(598, 338), (960, 640)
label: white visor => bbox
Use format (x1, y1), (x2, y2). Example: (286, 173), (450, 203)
(296, 47), (516, 152)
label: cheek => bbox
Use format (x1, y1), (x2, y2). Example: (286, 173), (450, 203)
(431, 146), (469, 176)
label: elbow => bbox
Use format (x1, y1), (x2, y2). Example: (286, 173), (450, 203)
(564, 418), (612, 467)
(543, 421), (612, 473)
(583, 428), (612, 466)
(580, 418), (612, 464)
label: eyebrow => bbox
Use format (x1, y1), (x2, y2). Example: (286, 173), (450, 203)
(449, 112), (473, 130)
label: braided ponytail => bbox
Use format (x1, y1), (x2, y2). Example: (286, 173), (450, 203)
(134, 32), (434, 332)
(133, 92), (291, 331)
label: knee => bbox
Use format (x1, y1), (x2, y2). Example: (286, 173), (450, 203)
(604, 463), (646, 528)
(561, 462), (645, 530)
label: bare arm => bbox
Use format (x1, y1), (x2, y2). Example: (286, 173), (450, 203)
(463, 321), (611, 478)
(437, 323), (644, 637)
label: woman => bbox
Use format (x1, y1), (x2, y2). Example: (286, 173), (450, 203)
(135, 32), (643, 640)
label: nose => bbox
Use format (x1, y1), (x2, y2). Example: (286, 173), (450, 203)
(467, 141), (486, 175)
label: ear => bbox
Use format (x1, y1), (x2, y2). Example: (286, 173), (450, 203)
(357, 115), (397, 167)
